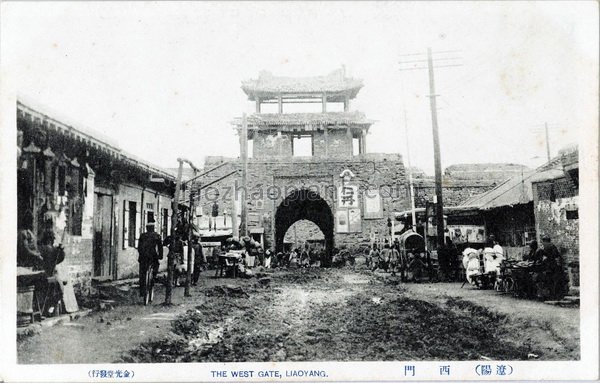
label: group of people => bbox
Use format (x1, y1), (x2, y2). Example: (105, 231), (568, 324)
(460, 235), (570, 300)
(366, 242), (430, 282)
(516, 236), (569, 300)
(461, 237), (505, 285)
(17, 224), (66, 317)
(137, 218), (571, 301)
(274, 245), (326, 269)
(137, 221), (207, 296)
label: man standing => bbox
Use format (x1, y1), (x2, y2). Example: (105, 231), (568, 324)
(366, 243), (378, 270)
(191, 235), (204, 286)
(541, 236), (568, 298)
(138, 222), (163, 297)
(378, 243), (391, 273)
(389, 243), (400, 276)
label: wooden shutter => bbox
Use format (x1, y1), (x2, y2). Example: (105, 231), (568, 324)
(135, 204), (141, 248)
(123, 200), (129, 249)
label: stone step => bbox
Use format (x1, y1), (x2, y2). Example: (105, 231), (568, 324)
(544, 299), (578, 307)
(543, 300), (561, 305)
(563, 296), (580, 302)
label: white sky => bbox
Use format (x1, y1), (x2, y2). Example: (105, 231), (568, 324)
(2, 1), (598, 174)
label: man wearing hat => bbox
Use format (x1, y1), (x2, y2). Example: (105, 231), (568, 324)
(137, 220), (163, 298)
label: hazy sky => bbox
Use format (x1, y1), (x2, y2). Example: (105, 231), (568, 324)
(2, 1), (597, 173)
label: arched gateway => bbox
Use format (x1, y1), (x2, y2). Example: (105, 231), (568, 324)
(274, 189), (334, 263)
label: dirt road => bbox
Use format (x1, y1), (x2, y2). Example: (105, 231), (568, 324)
(18, 268), (579, 363)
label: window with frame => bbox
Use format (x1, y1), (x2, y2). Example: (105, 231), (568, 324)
(123, 201), (138, 248)
(292, 134), (313, 157)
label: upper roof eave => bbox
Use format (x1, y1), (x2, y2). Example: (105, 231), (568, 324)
(241, 69), (364, 100)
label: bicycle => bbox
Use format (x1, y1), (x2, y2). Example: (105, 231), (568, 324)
(142, 262), (155, 305)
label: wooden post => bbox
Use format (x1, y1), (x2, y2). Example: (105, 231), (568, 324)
(427, 47), (445, 250)
(361, 130), (367, 154)
(322, 92), (327, 113)
(324, 127), (329, 157)
(256, 99), (261, 114)
(165, 159), (183, 305)
(344, 94), (350, 112)
(231, 181), (238, 239)
(240, 114), (248, 238)
(184, 169), (197, 297)
(278, 94), (283, 114)
(347, 128), (353, 154)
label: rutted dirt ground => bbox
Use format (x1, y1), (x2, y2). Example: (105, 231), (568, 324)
(18, 267), (579, 364)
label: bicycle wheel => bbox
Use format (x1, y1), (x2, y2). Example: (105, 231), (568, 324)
(143, 265), (154, 305)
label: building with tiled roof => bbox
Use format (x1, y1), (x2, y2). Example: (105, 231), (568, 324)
(241, 68), (363, 102)
(17, 101), (176, 291)
(188, 69), (409, 257)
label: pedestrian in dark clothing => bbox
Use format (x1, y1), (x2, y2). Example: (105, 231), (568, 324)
(39, 230), (65, 276)
(138, 222), (163, 297)
(168, 233), (185, 285)
(17, 229), (44, 269)
(524, 240), (543, 262)
(191, 235), (204, 285)
(541, 236), (569, 298)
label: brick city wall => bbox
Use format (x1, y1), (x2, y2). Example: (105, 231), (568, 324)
(283, 219), (325, 247)
(532, 177), (579, 286)
(199, 153), (409, 252)
(252, 129), (354, 159)
(413, 178), (498, 208)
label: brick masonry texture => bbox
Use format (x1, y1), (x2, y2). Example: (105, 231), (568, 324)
(199, 154), (409, 252)
(412, 178), (498, 208)
(532, 177), (579, 286)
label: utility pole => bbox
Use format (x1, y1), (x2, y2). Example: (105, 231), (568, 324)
(545, 122), (551, 162)
(184, 169), (197, 297)
(398, 48), (461, 249)
(231, 181), (239, 239)
(427, 47), (445, 250)
(166, 157), (198, 304)
(403, 109), (417, 232)
(165, 159), (183, 305)
(239, 113), (248, 238)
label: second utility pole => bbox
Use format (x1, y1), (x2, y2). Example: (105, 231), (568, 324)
(427, 47), (445, 250)
(544, 122), (551, 162)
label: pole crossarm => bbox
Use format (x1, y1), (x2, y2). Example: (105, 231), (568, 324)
(177, 157), (199, 172)
(196, 170), (240, 192)
(183, 161), (232, 185)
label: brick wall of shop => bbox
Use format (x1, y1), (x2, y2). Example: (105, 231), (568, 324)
(532, 177), (579, 287)
(60, 172), (95, 294)
(113, 183), (173, 279)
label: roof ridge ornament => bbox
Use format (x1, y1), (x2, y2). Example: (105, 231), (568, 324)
(340, 169), (356, 182)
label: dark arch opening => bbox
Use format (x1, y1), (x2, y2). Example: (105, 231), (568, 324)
(274, 188), (334, 266)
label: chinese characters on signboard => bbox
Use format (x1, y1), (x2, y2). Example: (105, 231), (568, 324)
(336, 185), (361, 233)
(338, 185), (358, 208)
